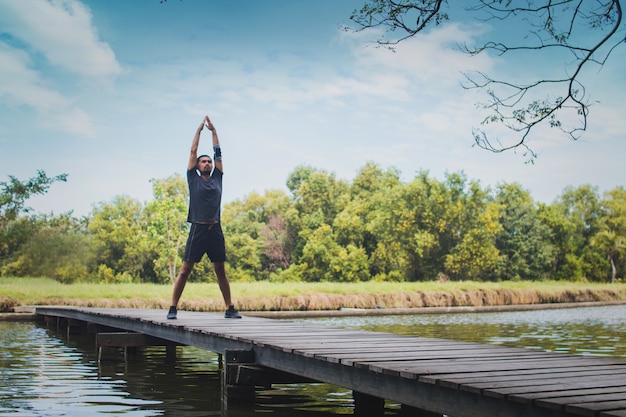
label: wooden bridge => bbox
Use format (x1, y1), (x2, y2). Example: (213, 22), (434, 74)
(34, 306), (626, 417)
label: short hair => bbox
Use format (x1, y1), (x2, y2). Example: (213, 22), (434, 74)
(196, 154), (212, 167)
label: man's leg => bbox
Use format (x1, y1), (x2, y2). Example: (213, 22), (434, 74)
(168, 261), (195, 318)
(214, 262), (241, 318)
(213, 261), (232, 306)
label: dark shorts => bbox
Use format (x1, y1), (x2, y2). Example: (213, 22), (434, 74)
(183, 223), (226, 263)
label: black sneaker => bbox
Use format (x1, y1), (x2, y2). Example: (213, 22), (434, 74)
(224, 305), (242, 319)
(166, 306), (177, 320)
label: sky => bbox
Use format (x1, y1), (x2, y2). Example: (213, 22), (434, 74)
(1, 0), (625, 218)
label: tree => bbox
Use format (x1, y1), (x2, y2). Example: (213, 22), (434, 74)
(593, 187), (626, 282)
(88, 195), (153, 282)
(334, 163), (403, 278)
(548, 185), (605, 281)
(591, 230), (625, 282)
(438, 173), (503, 281)
(348, 1), (624, 159)
(494, 183), (554, 281)
(146, 175), (188, 283)
(2, 214), (94, 282)
(0, 170), (67, 232)
(221, 189), (295, 280)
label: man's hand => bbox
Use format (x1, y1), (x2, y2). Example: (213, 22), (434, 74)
(205, 116), (215, 132)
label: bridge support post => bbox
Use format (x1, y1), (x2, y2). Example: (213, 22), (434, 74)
(95, 332), (181, 362)
(222, 349), (256, 412)
(400, 404), (442, 416)
(353, 391), (385, 416)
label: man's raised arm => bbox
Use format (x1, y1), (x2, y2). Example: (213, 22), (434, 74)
(187, 116), (209, 171)
(206, 117), (223, 173)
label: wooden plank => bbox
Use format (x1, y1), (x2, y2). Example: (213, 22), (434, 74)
(563, 399), (626, 417)
(487, 379), (626, 402)
(601, 410), (626, 417)
(292, 344), (548, 356)
(507, 386), (626, 403)
(327, 348), (556, 361)
(474, 373), (626, 392)
(422, 365), (626, 386)
(363, 356), (626, 377)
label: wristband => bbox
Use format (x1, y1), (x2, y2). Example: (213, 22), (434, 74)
(213, 145), (222, 161)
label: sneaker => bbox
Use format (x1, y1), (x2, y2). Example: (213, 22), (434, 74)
(224, 305), (242, 319)
(166, 306), (177, 320)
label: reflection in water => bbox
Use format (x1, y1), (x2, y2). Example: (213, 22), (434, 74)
(1, 304), (625, 416)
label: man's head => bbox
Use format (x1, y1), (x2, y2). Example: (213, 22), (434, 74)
(196, 154), (213, 175)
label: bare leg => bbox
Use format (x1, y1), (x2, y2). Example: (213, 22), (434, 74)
(213, 261), (232, 307)
(171, 261), (195, 307)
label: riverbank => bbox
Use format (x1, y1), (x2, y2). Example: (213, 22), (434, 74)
(2, 277), (626, 317)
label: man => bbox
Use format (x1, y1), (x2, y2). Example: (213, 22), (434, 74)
(167, 115), (241, 319)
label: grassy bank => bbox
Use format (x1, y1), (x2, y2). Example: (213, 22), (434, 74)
(2, 277), (626, 313)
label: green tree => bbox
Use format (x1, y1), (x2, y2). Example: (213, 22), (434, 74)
(548, 185), (605, 281)
(2, 214), (93, 282)
(591, 230), (625, 283)
(146, 175), (188, 283)
(592, 187), (626, 282)
(439, 173), (502, 281)
(222, 190), (294, 280)
(88, 195), (153, 282)
(286, 166), (350, 268)
(0, 170), (67, 232)
(364, 174), (419, 281)
(334, 163), (402, 278)
(494, 183), (554, 281)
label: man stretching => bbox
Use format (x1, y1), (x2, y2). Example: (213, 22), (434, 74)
(167, 115), (241, 319)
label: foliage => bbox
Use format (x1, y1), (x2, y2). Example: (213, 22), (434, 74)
(146, 175), (188, 283)
(1, 165), (626, 284)
(495, 183), (554, 281)
(1, 214), (93, 282)
(88, 195), (154, 283)
(0, 170), (67, 232)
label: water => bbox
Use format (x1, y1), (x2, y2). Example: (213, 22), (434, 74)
(0, 321), (357, 416)
(304, 304), (626, 359)
(1, 304), (625, 416)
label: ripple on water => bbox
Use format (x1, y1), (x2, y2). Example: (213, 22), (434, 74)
(0, 323), (162, 417)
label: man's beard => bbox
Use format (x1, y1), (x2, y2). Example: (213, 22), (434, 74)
(201, 170), (211, 176)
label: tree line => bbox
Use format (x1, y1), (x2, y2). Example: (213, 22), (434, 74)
(1, 163), (625, 284)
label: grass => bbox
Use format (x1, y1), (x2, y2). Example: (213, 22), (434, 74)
(2, 276), (626, 313)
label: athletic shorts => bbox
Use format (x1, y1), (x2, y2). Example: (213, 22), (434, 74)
(183, 223), (226, 263)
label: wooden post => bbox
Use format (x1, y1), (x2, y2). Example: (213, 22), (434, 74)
(353, 391), (385, 416)
(66, 318), (84, 337)
(95, 332), (181, 362)
(222, 349), (256, 412)
(401, 404), (442, 417)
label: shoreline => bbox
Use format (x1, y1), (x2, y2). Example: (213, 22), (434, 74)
(244, 299), (626, 318)
(2, 299), (626, 322)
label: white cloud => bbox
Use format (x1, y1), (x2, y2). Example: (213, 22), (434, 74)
(0, 42), (68, 110)
(0, 41), (95, 137)
(0, 0), (122, 78)
(0, 0), (121, 137)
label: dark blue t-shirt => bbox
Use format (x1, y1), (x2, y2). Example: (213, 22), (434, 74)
(186, 168), (222, 223)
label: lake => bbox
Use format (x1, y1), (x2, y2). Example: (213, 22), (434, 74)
(1, 304), (624, 416)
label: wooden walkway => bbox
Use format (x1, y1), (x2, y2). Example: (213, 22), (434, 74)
(34, 306), (626, 417)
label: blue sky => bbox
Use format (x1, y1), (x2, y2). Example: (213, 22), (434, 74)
(1, 0), (624, 217)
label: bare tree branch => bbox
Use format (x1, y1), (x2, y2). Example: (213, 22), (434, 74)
(348, 0), (624, 161)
